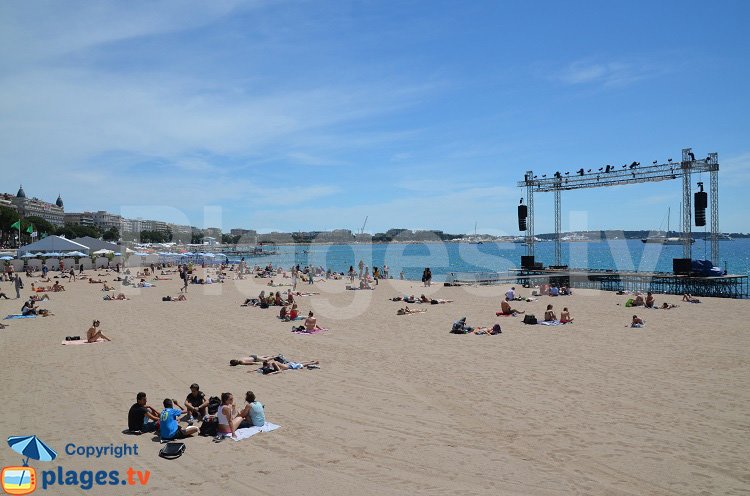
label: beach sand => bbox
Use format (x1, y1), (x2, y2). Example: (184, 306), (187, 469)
(1, 270), (749, 495)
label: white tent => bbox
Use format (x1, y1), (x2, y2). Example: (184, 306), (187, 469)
(70, 236), (120, 254)
(18, 236), (90, 256)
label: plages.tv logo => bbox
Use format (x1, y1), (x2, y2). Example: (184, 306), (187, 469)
(3, 435), (151, 493)
(1, 435), (56, 495)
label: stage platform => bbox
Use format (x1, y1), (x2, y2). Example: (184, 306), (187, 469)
(445, 269), (748, 299)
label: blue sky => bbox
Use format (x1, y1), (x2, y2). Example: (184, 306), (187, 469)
(1, 0), (748, 234)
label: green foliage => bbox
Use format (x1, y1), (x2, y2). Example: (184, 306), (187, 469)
(56, 223), (103, 239)
(221, 234), (241, 245)
(102, 227), (119, 242)
(139, 230), (169, 243)
(24, 216), (55, 236)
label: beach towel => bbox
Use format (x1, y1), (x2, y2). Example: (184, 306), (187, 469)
(231, 422), (281, 441)
(4, 314), (35, 320)
(292, 327), (328, 334)
(539, 320), (561, 326)
(61, 338), (107, 346)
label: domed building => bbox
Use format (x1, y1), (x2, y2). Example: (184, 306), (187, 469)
(10, 185), (65, 227)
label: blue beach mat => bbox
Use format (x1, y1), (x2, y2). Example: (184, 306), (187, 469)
(4, 314), (36, 320)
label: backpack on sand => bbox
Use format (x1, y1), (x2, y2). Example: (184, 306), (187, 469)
(522, 314), (537, 325)
(159, 442), (185, 460)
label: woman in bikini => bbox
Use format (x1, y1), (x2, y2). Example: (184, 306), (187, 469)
(560, 307), (573, 323)
(87, 320), (112, 342)
(217, 392), (244, 438)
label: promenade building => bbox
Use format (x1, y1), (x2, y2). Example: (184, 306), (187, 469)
(9, 185), (65, 226)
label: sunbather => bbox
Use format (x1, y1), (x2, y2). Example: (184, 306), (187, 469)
(560, 307), (573, 323)
(543, 304), (557, 322)
(630, 315), (645, 328)
(470, 324), (502, 335)
(103, 293), (128, 300)
(87, 320), (112, 342)
(645, 292), (655, 308)
(419, 294), (453, 304)
(682, 294), (701, 303)
(229, 354), (280, 366)
(397, 306), (426, 315)
(257, 359), (320, 374)
(660, 302), (678, 309)
(499, 299), (525, 315)
(302, 311), (322, 332)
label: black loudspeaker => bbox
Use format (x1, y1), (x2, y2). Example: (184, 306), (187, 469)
(694, 191), (707, 227)
(518, 205), (528, 231)
(673, 258), (692, 275)
(521, 256), (535, 269)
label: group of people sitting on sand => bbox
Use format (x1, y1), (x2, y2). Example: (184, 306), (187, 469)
(229, 354), (320, 374)
(31, 282), (65, 292)
(21, 298), (53, 317)
(543, 304), (573, 324)
(127, 386), (267, 441)
(536, 284), (572, 296)
(242, 290), (294, 308)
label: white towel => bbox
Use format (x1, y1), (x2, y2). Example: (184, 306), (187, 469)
(231, 422), (281, 441)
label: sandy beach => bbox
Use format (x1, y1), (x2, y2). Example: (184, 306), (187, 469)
(1, 269), (749, 496)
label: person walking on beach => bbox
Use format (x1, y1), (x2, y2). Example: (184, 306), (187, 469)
(292, 267), (298, 290)
(422, 268), (432, 287)
(358, 259), (364, 278)
(14, 273), (23, 299)
(180, 265), (189, 293)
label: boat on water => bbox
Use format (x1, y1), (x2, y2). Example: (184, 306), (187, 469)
(642, 206), (694, 244)
(561, 233), (590, 242)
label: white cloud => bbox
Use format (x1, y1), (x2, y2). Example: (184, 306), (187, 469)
(554, 59), (664, 88)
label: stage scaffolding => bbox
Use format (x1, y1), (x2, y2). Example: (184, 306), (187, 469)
(517, 147), (721, 266)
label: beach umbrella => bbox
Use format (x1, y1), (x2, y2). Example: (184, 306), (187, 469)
(67, 251), (87, 257)
(92, 249), (114, 255)
(8, 435), (58, 465)
(114, 252), (122, 256)
(0, 255), (14, 260)
(21, 253), (36, 258)
(45, 252), (62, 257)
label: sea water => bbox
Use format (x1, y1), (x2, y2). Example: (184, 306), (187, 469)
(228, 239), (750, 281)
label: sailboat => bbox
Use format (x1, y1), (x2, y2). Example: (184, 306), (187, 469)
(469, 222), (483, 244)
(642, 206), (695, 245)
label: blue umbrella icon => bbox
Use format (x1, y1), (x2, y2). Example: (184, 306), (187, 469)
(8, 435), (57, 464)
(7, 435), (57, 486)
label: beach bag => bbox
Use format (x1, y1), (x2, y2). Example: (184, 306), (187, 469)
(625, 298), (634, 307)
(522, 314), (537, 325)
(162, 296), (172, 301)
(159, 442), (185, 459)
(199, 417), (218, 437)
(207, 396), (221, 415)
(450, 322), (467, 334)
